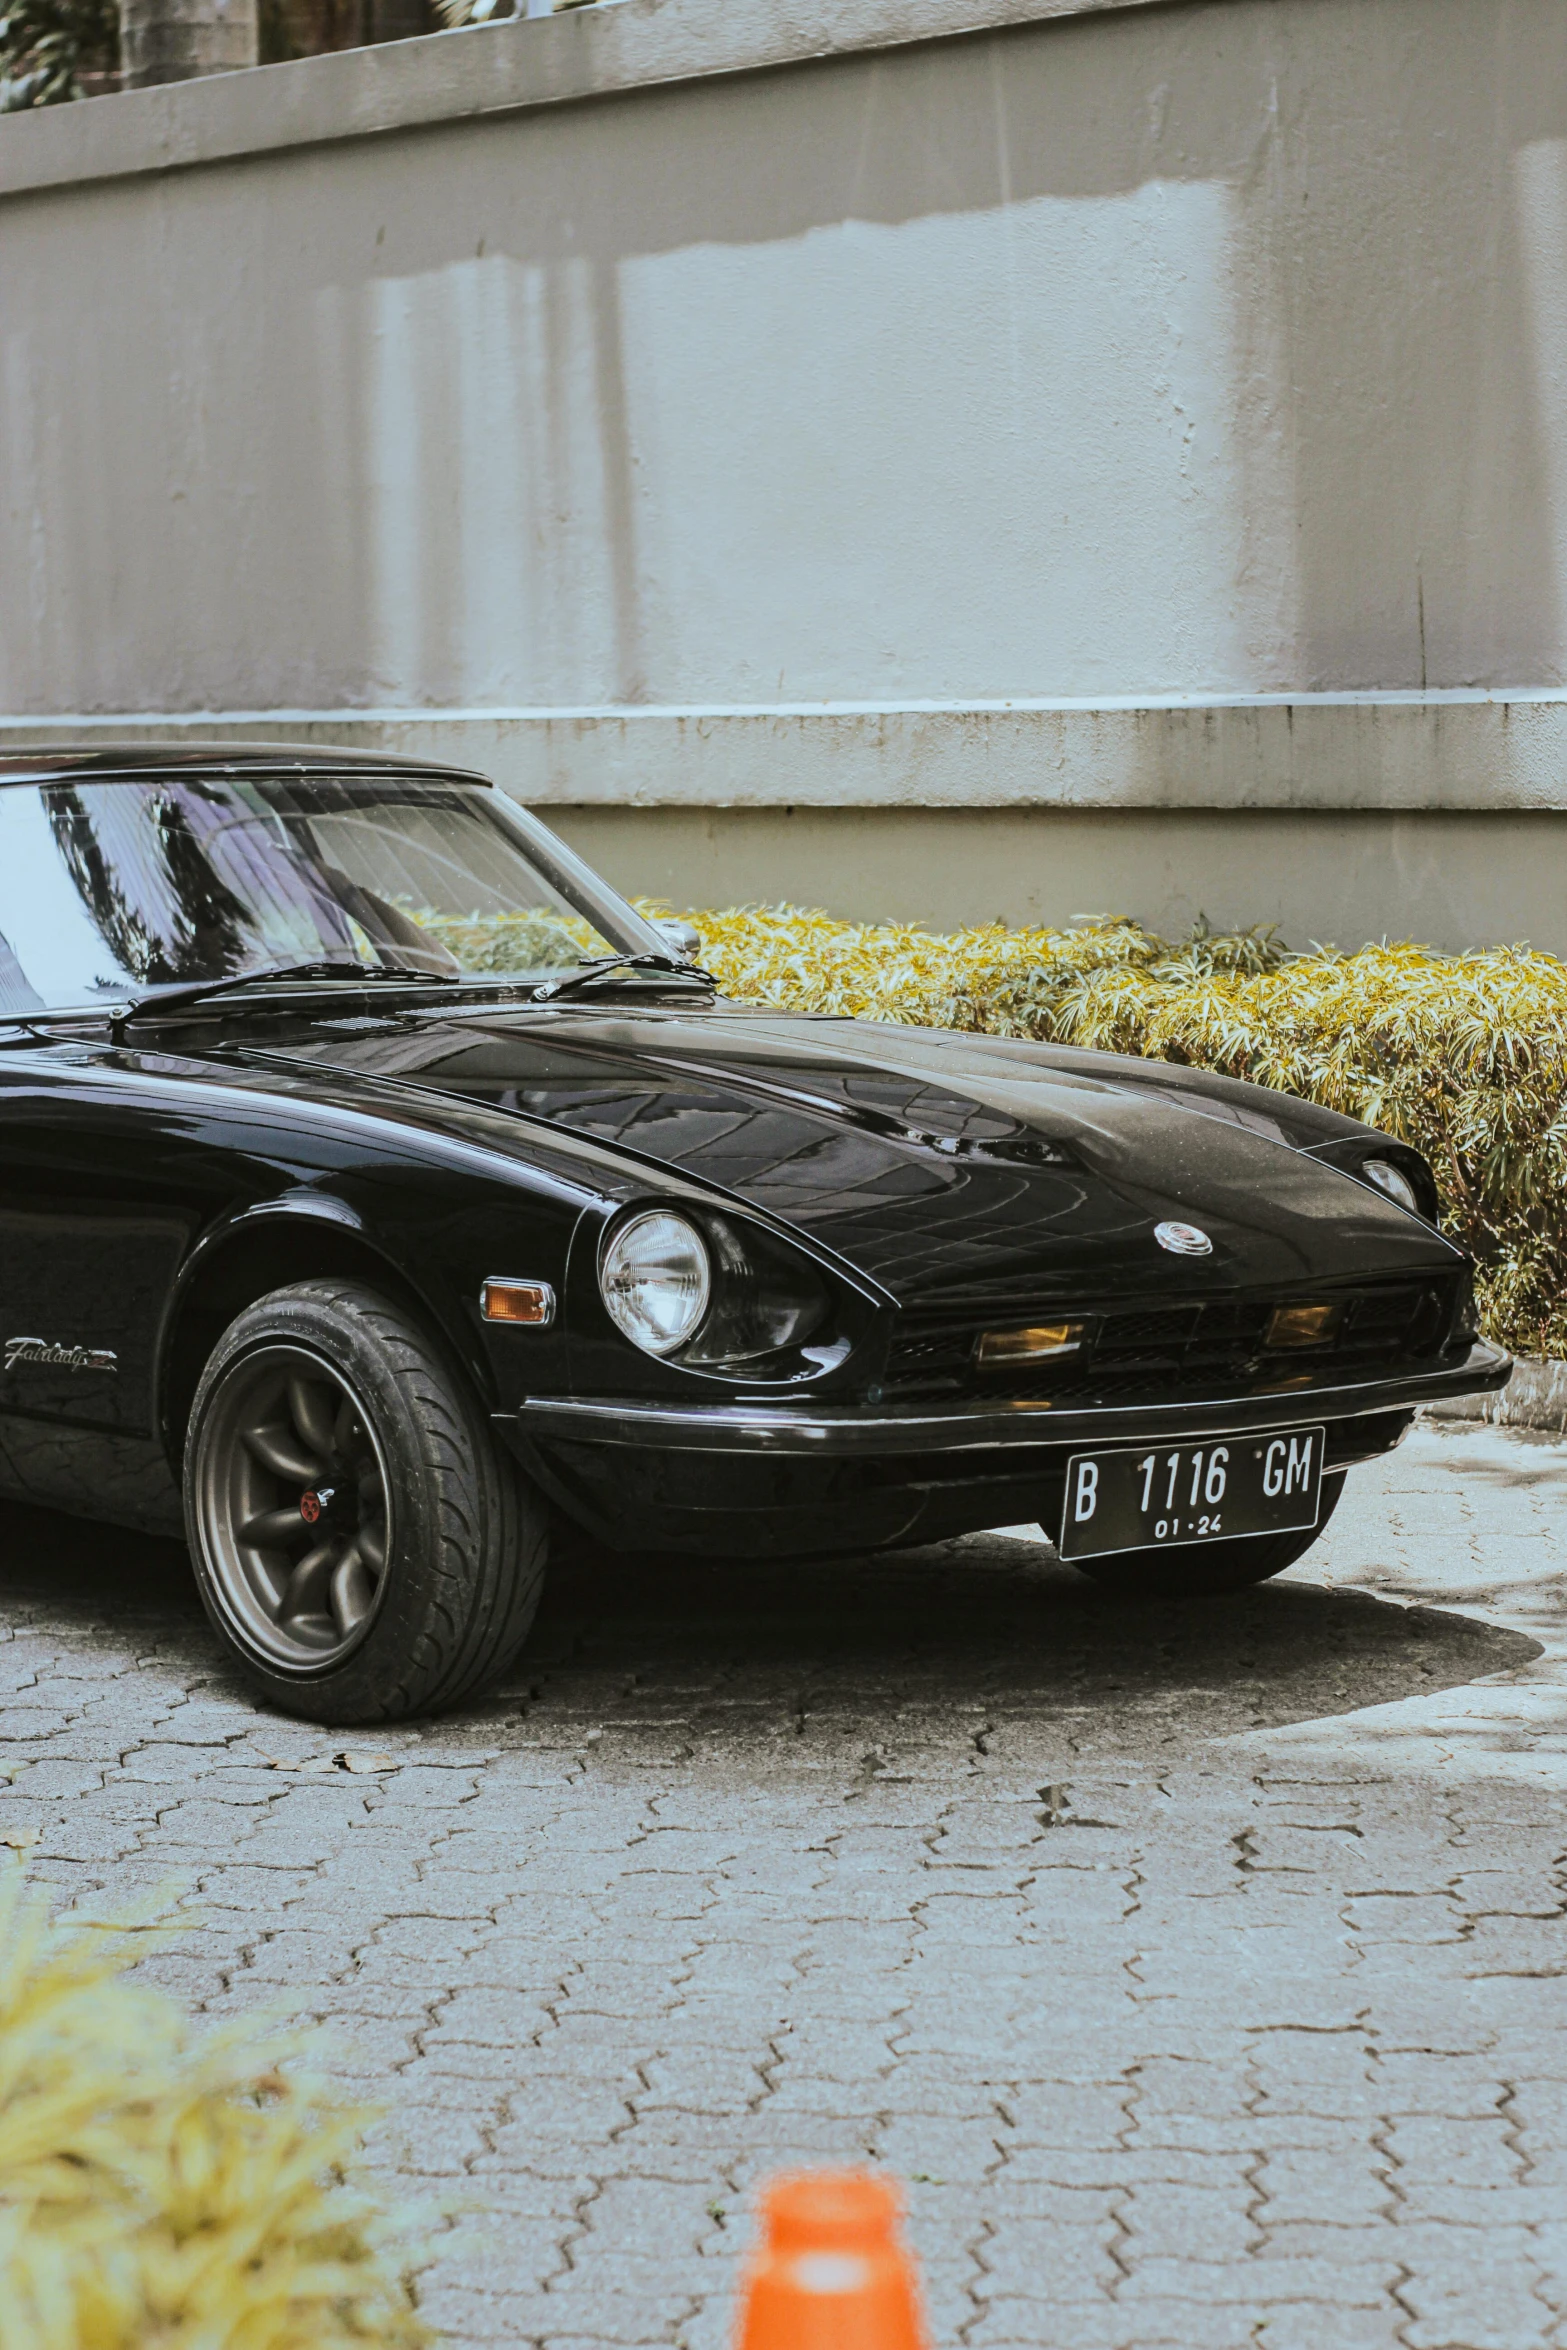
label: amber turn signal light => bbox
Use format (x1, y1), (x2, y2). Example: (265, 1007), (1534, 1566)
(481, 1278), (556, 1327)
(1264, 1300), (1341, 1349)
(976, 1319), (1085, 1369)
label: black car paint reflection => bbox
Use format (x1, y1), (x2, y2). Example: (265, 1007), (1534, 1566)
(259, 1013), (1449, 1308)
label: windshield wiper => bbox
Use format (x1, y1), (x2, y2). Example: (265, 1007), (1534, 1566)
(107, 959), (450, 1040)
(532, 952), (716, 1004)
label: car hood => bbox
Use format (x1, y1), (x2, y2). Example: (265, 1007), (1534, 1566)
(253, 1002), (1459, 1308)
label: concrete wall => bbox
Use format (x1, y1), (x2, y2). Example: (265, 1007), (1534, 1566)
(3, 0), (1566, 945)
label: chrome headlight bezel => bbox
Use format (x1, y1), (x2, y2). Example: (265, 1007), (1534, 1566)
(596, 1204), (831, 1371)
(1312, 1137), (1441, 1224)
(1360, 1156), (1421, 1215)
(598, 1209), (713, 1358)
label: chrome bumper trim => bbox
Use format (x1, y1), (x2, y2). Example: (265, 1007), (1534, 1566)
(503, 1341), (1511, 1457)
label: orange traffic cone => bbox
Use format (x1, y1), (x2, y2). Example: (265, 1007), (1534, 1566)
(735, 2171), (929, 2350)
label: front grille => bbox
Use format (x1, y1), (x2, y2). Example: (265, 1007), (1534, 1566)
(879, 1281), (1451, 1407)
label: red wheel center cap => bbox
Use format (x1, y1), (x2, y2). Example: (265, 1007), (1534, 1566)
(299, 1487), (334, 1526)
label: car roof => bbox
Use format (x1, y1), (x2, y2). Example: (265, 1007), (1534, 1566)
(0, 742), (490, 785)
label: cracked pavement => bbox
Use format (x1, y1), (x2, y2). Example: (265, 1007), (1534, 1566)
(2, 1418), (1567, 2348)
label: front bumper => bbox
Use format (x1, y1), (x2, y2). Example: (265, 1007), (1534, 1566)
(502, 1339), (1511, 1458)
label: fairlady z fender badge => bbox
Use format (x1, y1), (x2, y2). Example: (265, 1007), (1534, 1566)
(4, 1337), (120, 1375)
(1154, 1221), (1213, 1257)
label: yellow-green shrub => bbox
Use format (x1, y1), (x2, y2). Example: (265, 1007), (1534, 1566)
(0, 1868), (428, 2350)
(679, 906), (1567, 1361)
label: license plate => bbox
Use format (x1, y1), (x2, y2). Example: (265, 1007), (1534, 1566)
(1058, 1427), (1325, 1561)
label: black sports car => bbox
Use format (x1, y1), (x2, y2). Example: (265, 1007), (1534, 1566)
(0, 746), (1507, 1721)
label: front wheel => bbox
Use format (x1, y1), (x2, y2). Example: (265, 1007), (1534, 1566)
(1054, 1471), (1347, 1596)
(184, 1278), (547, 1722)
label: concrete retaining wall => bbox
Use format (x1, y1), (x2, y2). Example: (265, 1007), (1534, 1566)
(4, 0), (1567, 940)
(1429, 1360), (1567, 1436)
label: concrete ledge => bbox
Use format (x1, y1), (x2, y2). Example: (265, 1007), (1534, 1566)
(1427, 1360), (1567, 1436)
(5, 695), (1567, 811)
(0, 0), (1161, 198)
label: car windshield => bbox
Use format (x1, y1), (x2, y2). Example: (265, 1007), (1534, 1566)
(0, 771), (666, 1015)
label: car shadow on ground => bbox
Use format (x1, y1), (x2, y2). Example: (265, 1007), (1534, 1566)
(0, 1499), (1537, 1757)
(526, 1524), (1543, 1757)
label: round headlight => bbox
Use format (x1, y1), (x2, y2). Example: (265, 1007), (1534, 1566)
(600, 1210), (712, 1356)
(1362, 1158), (1420, 1215)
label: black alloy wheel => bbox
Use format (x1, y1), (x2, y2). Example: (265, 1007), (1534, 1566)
(185, 1277), (547, 1722)
(191, 1342), (392, 1668)
(1055, 1470), (1347, 1597)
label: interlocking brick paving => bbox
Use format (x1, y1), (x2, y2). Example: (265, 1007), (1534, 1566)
(2, 1420), (1565, 2348)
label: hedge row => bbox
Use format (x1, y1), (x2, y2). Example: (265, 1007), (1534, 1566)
(679, 906), (1567, 1361)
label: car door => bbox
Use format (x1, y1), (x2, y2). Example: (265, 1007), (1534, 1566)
(0, 1038), (210, 1533)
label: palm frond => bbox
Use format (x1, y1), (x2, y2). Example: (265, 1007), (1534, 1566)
(0, 1866), (430, 2348)
(0, 0), (115, 106)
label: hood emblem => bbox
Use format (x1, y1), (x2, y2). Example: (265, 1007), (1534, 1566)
(5, 1336), (119, 1375)
(1154, 1221), (1213, 1258)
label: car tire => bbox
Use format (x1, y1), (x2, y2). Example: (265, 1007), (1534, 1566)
(184, 1277), (547, 1723)
(1051, 1470), (1347, 1597)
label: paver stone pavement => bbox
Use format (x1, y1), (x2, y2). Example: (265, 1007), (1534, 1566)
(1, 1418), (1565, 2348)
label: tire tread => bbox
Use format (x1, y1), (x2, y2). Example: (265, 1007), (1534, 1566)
(186, 1277), (547, 1723)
